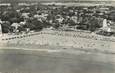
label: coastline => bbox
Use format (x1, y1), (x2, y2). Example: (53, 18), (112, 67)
(0, 30), (115, 54)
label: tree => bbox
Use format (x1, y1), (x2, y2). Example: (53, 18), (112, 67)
(1, 22), (11, 33)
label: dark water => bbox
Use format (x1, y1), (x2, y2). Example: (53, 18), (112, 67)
(0, 49), (114, 73)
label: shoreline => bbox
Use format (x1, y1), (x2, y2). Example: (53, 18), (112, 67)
(1, 30), (115, 54)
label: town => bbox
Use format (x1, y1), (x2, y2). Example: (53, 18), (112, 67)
(0, 2), (115, 36)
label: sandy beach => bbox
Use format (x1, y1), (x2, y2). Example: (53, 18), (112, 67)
(1, 30), (115, 54)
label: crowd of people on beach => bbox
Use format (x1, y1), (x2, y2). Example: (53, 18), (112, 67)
(0, 3), (115, 36)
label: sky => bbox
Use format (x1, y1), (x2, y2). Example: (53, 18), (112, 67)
(1, 0), (115, 3)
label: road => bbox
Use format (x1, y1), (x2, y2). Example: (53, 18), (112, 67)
(0, 49), (114, 73)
